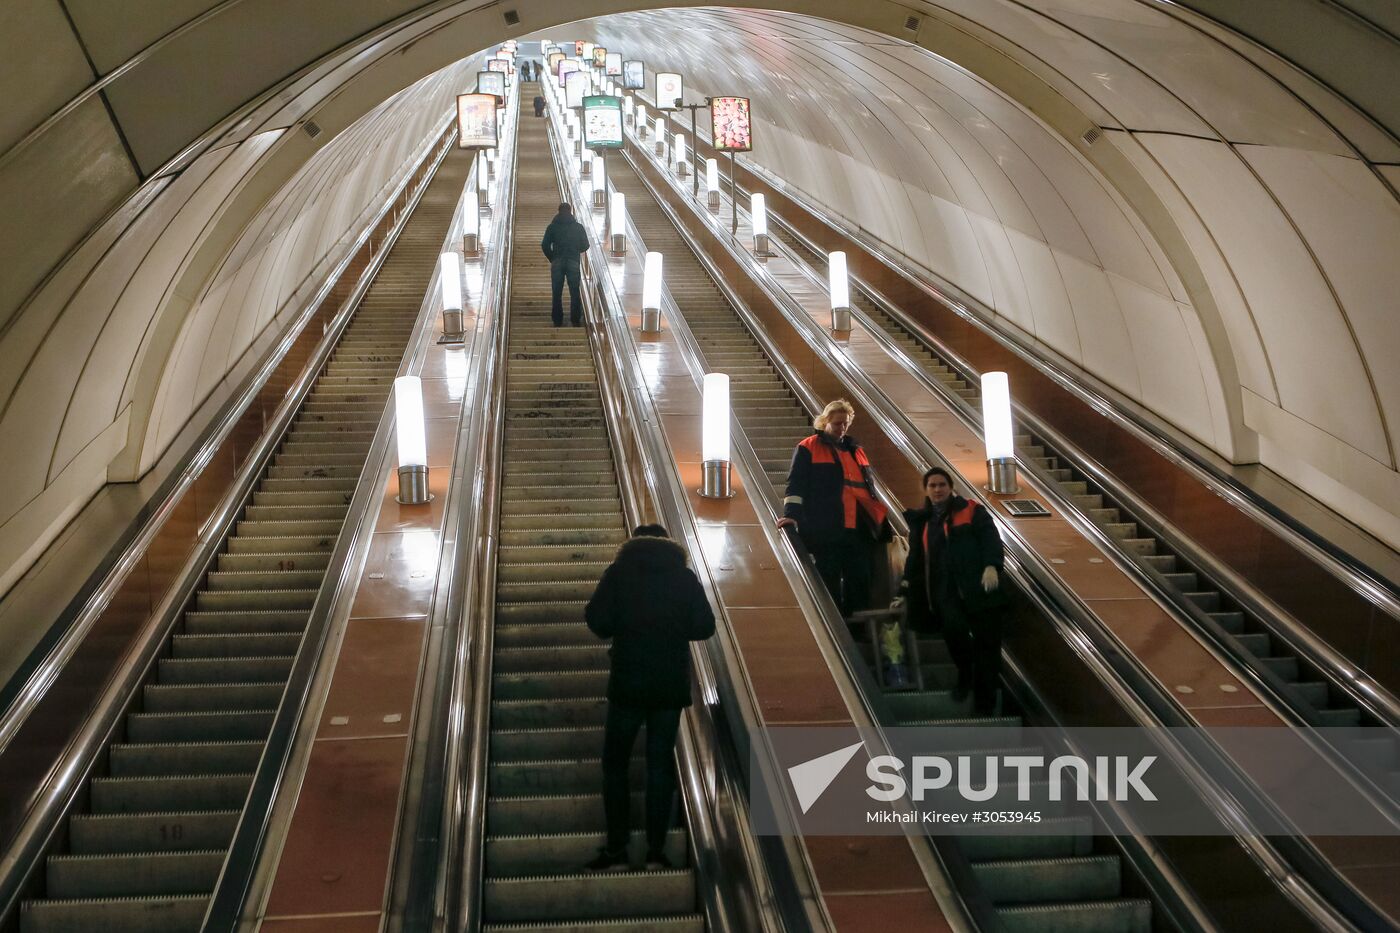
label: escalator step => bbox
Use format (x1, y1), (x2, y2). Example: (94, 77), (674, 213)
(996, 898), (1152, 933)
(21, 894), (208, 933)
(69, 810), (239, 855)
(46, 849), (224, 899)
(109, 740), (264, 776)
(973, 854), (1122, 904)
(91, 773), (253, 813)
(483, 869), (696, 923)
(492, 727), (604, 760)
(486, 829), (687, 876)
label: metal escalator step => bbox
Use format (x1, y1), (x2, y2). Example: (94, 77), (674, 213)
(242, 502), (350, 521)
(500, 528), (626, 548)
(69, 810), (239, 855)
(194, 588), (318, 611)
(20, 893), (208, 933)
(140, 682), (284, 714)
(494, 601), (586, 624)
(483, 869), (695, 923)
(494, 645), (610, 672)
(497, 543), (616, 563)
(225, 533), (337, 553)
(171, 631), (303, 657)
(126, 710), (273, 744)
(215, 551), (331, 573)
(182, 609), (307, 634)
(493, 669), (609, 700)
(485, 829), (687, 876)
(492, 727), (604, 760)
(883, 688), (972, 720)
(91, 773), (253, 813)
(490, 757), (641, 796)
(495, 623), (597, 648)
(996, 898), (1152, 933)
(501, 512), (621, 531)
(109, 740), (264, 776)
(157, 655), (294, 684)
(973, 854), (1122, 904)
(46, 848), (224, 899)
(1234, 632), (1270, 655)
(497, 580), (600, 603)
(491, 697), (607, 730)
(236, 515), (346, 534)
(205, 569), (326, 590)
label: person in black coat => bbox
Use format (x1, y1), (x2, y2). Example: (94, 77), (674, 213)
(901, 467), (1007, 714)
(540, 203), (591, 326)
(533, 94), (545, 117)
(584, 525), (715, 870)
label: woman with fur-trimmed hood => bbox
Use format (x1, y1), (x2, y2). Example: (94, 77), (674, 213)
(584, 525), (715, 871)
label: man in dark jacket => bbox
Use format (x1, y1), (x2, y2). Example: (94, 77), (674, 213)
(901, 467), (1006, 714)
(533, 94), (545, 117)
(540, 203), (590, 326)
(585, 525), (715, 870)
(776, 399), (889, 616)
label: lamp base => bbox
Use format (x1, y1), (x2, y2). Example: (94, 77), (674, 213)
(707, 191), (720, 211)
(754, 233), (769, 256)
(655, 141), (666, 156)
(984, 457), (1020, 495)
(700, 459), (733, 498)
(676, 162), (688, 177)
(462, 232), (480, 255)
(438, 309), (465, 345)
(831, 307), (852, 332)
(593, 189), (606, 209)
(580, 160), (591, 177)
(611, 232), (626, 254)
(396, 465), (434, 505)
(640, 307), (661, 333)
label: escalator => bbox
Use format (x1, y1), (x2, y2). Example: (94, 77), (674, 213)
(610, 155), (1154, 932)
(479, 83), (703, 931)
(759, 222), (1395, 771)
(16, 145), (469, 932)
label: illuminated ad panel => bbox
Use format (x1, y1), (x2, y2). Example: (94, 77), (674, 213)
(574, 40), (585, 56)
(566, 70), (590, 108)
(583, 95), (625, 149)
(477, 71), (505, 107)
(605, 53), (622, 76)
(456, 94), (498, 149)
(558, 58), (579, 87)
(656, 72), (683, 110)
(592, 46), (607, 67)
(548, 51), (564, 74)
(710, 96), (753, 151)
(487, 58), (510, 86)
(623, 60), (644, 89)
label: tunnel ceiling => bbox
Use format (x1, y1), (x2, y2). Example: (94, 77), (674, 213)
(1, 0), (1398, 599)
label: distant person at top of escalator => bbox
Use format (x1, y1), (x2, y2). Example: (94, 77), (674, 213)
(900, 466), (1006, 715)
(584, 524), (716, 872)
(541, 202), (590, 327)
(776, 399), (890, 617)
(533, 93), (545, 117)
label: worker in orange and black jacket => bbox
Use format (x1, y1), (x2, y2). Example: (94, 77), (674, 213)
(777, 399), (890, 616)
(901, 466), (1007, 715)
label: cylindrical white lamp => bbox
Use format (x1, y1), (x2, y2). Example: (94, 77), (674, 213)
(579, 135), (590, 175)
(438, 252), (465, 344)
(477, 164), (490, 214)
(654, 117), (666, 155)
(751, 192), (769, 255)
(591, 155), (606, 206)
(828, 250), (852, 331)
(706, 159), (720, 210)
(623, 96), (635, 126)
(673, 132), (688, 176)
(610, 191), (627, 253)
(981, 371), (1020, 494)
(636, 103), (647, 136)
(641, 251), (663, 332)
(462, 191), (480, 254)
(394, 376), (432, 504)
(700, 373), (733, 498)
(486, 145), (497, 177)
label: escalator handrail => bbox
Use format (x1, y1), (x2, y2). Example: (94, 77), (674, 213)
(631, 146), (1390, 932)
(0, 117), (458, 927)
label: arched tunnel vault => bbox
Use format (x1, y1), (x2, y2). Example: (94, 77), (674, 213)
(1, 0), (1398, 598)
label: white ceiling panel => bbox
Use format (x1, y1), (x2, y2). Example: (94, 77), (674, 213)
(0, 0), (95, 154)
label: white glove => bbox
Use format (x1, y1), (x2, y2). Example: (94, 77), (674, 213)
(889, 596), (906, 612)
(981, 566), (1000, 593)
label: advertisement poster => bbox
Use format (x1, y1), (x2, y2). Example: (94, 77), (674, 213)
(710, 96), (753, 151)
(574, 40), (585, 56)
(656, 72), (683, 110)
(456, 94), (497, 149)
(592, 46), (607, 67)
(605, 52), (623, 77)
(558, 58), (579, 87)
(583, 95), (625, 149)
(566, 70), (590, 109)
(487, 58), (510, 86)
(477, 71), (505, 107)
(548, 51), (564, 74)
(624, 60), (644, 89)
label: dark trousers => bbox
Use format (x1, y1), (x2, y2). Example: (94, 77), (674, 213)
(602, 703), (682, 852)
(550, 257), (582, 325)
(534, 102), (544, 117)
(810, 530), (874, 617)
(943, 606), (1002, 710)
